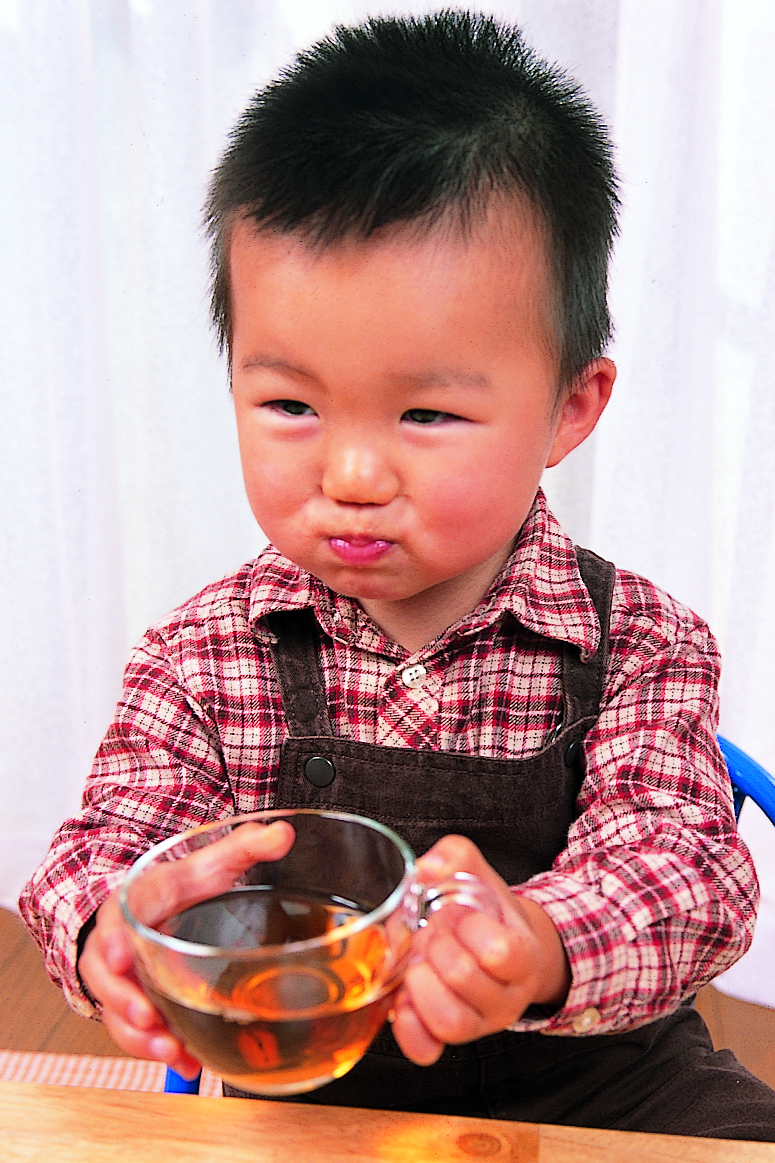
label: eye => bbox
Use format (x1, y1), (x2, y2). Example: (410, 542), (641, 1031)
(402, 408), (455, 425)
(267, 399), (316, 417)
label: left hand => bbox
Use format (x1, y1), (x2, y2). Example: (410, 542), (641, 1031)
(391, 834), (571, 1065)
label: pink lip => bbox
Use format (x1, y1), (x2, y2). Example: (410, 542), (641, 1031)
(328, 537), (393, 564)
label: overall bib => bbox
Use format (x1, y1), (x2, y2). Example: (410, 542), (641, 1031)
(224, 550), (775, 1139)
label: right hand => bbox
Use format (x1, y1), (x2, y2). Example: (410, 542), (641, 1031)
(78, 819), (296, 1076)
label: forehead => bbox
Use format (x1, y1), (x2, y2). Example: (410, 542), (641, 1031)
(227, 201), (556, 362)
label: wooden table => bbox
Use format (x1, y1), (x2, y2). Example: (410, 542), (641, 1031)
(2, 1081), (774, 1162)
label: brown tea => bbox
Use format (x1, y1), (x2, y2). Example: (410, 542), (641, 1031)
(145, 885), (398, 1094)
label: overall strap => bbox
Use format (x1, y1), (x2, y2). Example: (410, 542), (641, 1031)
(561, 547), (617, 727)
(265, 610), (333, 737)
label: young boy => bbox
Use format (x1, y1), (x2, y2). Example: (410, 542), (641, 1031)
(19, 11), (775, 1139)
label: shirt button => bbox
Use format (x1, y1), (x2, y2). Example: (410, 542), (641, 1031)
(572, 1007), (601, 1034)
(401, 664), (427, 689)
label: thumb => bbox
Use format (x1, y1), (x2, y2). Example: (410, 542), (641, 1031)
(128, 820), (296, 927)
(415, 835), (512, 918)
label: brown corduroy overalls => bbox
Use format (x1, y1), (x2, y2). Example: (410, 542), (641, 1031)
(224, 549), (775, 1140)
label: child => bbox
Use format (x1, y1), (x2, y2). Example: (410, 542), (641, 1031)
(20, 11), (775, 1138)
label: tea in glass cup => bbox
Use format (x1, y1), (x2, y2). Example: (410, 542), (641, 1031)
(119, 809), (498, 1095)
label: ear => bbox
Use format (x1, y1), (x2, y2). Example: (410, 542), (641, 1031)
(545, 358), (616, 468)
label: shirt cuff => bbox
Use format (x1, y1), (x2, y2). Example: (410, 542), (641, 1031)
(38, 872), (127, 1019)
(508, 875), (646, 1036)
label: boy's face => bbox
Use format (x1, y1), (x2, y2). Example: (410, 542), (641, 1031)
(229, 206), (612, 649)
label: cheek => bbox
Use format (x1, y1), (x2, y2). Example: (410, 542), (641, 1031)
(239, 439), (306, 520)
(241, 461), (309, 554)
(419, 479), (508, 568)
(422, 452), (533, 536)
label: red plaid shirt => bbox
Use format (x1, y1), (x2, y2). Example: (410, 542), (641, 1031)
(19, 491), (757, 1035)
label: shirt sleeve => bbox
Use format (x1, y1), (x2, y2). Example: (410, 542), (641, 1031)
(511, 574), (758, 1036)
(17, 628), (236, 1017)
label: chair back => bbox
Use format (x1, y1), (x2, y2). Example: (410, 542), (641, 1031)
(718, 735), (775, 826)
(164, 1067), (201, 1094)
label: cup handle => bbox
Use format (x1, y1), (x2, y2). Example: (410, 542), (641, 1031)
(413, 871), (504, 928)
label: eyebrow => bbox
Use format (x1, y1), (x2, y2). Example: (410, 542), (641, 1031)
(408, 370), (492, 390)
(240, 356), (492, 391)
(241, 356), (306, 374)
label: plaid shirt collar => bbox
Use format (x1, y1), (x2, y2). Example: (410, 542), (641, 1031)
(248, 489), (600, 661)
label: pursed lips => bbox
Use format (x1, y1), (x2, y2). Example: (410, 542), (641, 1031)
(328, 536), (394, 564)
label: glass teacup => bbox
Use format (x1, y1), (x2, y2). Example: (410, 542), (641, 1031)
(119, 809), (499, 1095)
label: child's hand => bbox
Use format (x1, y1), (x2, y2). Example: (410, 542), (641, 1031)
(78, 819), (295, 1076)
(78, 888), (202, 1077)
(391, 835), (571, 1066)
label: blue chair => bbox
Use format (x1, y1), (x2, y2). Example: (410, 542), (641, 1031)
(164, 1066), (201, 1093)
(718, 735), (775, 826)
(162, 736), (774, 1095)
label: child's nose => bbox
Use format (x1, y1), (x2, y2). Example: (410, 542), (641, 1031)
(321, 438), (399, 506)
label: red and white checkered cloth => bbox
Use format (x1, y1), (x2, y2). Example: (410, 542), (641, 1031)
(0, 1051), (221, 1095)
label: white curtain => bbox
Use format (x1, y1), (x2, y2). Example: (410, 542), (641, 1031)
(2, 0), (773, 1006)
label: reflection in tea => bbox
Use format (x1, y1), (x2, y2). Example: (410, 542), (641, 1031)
(145, 885), (397, 1094)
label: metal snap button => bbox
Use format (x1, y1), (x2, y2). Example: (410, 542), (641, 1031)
(572, 1007), (601, 1034)
(304, 756), (336, 787)
(564, 739), (581, 767)
(401, 664), (427, 689)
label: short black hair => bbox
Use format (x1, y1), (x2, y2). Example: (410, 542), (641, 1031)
(205, 10), (618, 386)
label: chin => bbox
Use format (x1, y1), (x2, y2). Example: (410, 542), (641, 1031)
(325, 576), (398, 601)
(288, 547), (436, 604)
(315, 567), (413, 603)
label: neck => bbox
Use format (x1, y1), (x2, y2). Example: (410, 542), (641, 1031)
(358, 597), (453, 654)
(358, 547), (514, 654)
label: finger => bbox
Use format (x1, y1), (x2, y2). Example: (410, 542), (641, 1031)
(101, 1007), (195, 1069)
(81, 894), (200, 1068)
(81, 909), (168, 1033)
(167, 1048), (204, 1080)
(424, 924), (489, 1015)
(81, 939), (161, 1031)
(402, 958), (486, 1045)
(416, 836), (515, 921)
(431, 906), (525, 986)
(428, 891), (571, 1012)
(86, 940), (199, 1071)
(421, 920), (530, 1032)
(416, 834), (493, 884)
(94, 897), (137, 978)
(134, 820), (296, 924)
(390, 990), (445, 1066)
(185, 819), (296, 882)
(102, 930), (134, 977)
